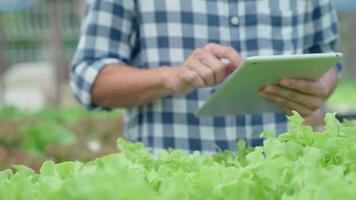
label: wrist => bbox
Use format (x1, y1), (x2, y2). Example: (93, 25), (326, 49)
(159, 66), (178, 94)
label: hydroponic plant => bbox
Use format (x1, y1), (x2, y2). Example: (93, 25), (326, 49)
(1, 112), (356, 200)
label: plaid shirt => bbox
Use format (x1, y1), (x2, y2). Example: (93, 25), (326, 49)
(71, 0), (340, 154)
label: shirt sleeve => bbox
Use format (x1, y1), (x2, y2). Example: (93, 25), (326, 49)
(303, 0), (343, 72)
(70, 0), (137, 110)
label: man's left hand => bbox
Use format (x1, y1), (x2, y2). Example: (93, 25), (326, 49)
(259, 67), (339, 117)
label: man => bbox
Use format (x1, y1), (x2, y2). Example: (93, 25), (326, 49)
(71, 0), (341, 154)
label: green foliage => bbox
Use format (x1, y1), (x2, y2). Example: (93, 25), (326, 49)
(327, 79), (356, 112)
(0, 106), (122, 156)
(20, 122), (76, 156)
(1, 112), (356, 199)
(0, 106), (23, 120)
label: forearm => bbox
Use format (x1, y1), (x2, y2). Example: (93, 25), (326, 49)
(92, 64), (173, 108)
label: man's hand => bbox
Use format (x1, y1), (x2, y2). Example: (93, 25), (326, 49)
(259, 67), (339, 117)
(164, 43), (242, 94)
(92, 43), (242, 108)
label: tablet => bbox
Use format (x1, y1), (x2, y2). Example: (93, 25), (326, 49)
(196, 53), (343, 117)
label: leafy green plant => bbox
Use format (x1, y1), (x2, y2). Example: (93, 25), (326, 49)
(20, 122), (76, 156)
(0, 107), (81, 156)
(1, 112), (356, 199)
(327, 79), (356, 113)
(0, 106), (23, 120)
(0, 106), (122, 154)
(0, 106), (122, 170)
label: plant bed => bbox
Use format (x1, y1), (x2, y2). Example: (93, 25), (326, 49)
(1, 113), (356, 200)
(0, 106), (123, 171)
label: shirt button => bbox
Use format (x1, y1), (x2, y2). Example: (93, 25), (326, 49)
(229, 16), (240, 26)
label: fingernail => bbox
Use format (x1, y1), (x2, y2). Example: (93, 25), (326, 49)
(281, 80), (290, 87)
(240, 59), (245, 65)
(265, 86), (274, 93)
(220, 58), (230, 65)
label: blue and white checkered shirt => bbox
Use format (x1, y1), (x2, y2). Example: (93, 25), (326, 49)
(71, 0), (340, 154)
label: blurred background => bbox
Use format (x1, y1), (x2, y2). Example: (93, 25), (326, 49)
(0, 0), (355, 171)
(0, 0), (122, 170)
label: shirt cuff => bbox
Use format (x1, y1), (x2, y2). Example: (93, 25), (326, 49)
(70, 58), (125, 111)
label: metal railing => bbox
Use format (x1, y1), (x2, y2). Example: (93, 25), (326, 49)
(0, 0), (84, 106)
(1, 0), (81, 68)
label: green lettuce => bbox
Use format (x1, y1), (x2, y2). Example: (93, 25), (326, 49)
(1, 112), (356, 199)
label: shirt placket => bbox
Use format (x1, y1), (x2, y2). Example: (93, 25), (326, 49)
(227, 0), (241, 54)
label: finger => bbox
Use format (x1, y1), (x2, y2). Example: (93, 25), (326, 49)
(259, 92), (292, 115)
(204, 43), (242, 70)
(199, 53), (227, 84)
(260, 92), (314, 117)
(186, 61), (215, 86)
(178, 69), (205, 90)
(279, 78), (329, 98)
(262, 85), (323, 111)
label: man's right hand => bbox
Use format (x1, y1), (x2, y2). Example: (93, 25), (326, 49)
(164, 43), (242, 94)
(91, 43), (242, 108)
